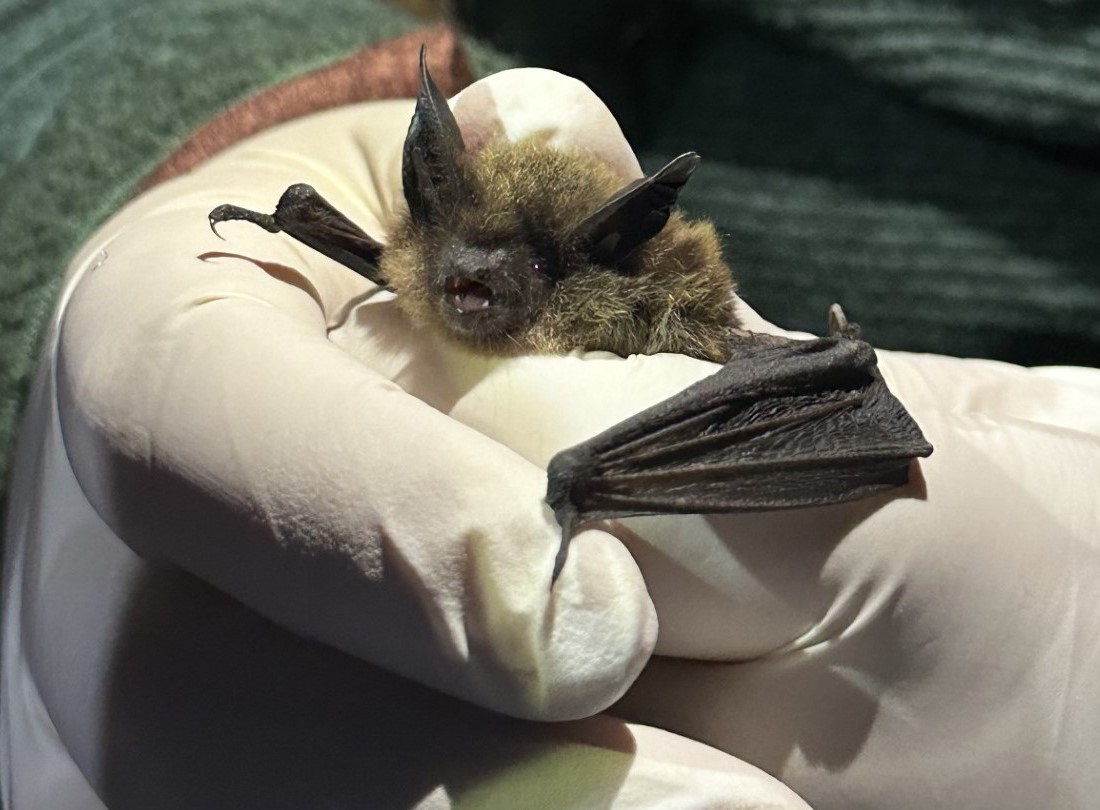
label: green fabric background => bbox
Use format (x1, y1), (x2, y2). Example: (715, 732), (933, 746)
(457, 0), (1100, 365)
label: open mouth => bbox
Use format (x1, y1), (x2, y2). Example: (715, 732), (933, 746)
(444, 276), (494, 314)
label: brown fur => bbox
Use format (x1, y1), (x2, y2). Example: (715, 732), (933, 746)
(383, 138), (739, 362)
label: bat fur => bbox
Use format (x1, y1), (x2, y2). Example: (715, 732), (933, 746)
(384, 137), (739, 362)
(211, 53), (740, 363)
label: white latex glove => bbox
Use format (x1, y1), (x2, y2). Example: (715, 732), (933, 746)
(57, 87), (661, 724)
(13, 69), (812, 809)
(32, 65), (1100, 810)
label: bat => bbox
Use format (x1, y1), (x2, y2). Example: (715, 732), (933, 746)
(210, 47), (932, 581)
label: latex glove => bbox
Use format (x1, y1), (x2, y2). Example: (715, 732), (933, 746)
(41, 68), (815, 809)
(280, 70), (1100, 808)
(57, 94), (658, 724)
(318, 80), (1100, 805)
(5, 349), (812, 810)
(52, 64), (1100, 810)
(611, 352), (1100, 810)
(343, 247), (1100, 806)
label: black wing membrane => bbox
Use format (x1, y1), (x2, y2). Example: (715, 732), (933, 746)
(209, 183), (387, 287)
(546, 334), (933, 579)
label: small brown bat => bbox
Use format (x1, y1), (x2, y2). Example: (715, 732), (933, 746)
(387, 140), (739, 363)
(211, 49), (931, 580)
(210, 50), (737, 363)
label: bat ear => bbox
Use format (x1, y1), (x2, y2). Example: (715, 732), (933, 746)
(572, 152), (701, 268)
(403, 45), (468, 225)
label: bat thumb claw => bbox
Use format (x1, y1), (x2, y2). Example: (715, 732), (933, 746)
(827, 303), (847, 334)
(549, 510), (577, 585)
(207, 203), (281, 238)
(827, 303), (861, 340)
(550, 548), (567, 584)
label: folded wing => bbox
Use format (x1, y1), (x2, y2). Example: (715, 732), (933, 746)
(546, 335), (933, 579)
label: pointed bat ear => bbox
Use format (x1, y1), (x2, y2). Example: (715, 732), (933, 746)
(403, 45), (468, 225)
(572, 152), (701, 268)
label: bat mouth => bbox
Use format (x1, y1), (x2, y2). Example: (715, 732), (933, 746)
(444, 276), (495, 314)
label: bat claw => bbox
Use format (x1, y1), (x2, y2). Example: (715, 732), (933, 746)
(207, 203), (281, 239)
(208, 213), (227, 240)
(827, 303), (861, 340)
(550, 509), (577, 585)
(551, 538), (571, 584)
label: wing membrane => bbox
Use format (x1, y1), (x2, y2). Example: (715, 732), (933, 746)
(546, 336), (932, 579)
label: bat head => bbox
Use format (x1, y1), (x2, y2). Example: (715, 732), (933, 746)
(207, 49), (736, 359)
(400, 216), (561, 347)
(379, 47), (714, 355)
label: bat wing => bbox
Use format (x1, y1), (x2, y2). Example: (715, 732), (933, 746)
(545, 333), (933, 579)
(209, 183), (387, 287)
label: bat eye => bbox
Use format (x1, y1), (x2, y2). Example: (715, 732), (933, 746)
(530, 257), (554, 278)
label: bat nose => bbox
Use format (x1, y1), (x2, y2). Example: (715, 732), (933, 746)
(448, 250), (496, 281)
(450, 265), (491, 283)
(448, 241), (513, 275)
(445, 259), (495, 290)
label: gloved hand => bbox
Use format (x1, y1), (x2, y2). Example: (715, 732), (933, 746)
(48, 68), (810, 808)
(54, 65), (1100, 810)
(613, 349), (1100, 809)
(58, 88), (661, 724)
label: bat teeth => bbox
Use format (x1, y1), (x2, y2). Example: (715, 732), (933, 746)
(444, 276), (494, 314)
(450, 294), (491, 312)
